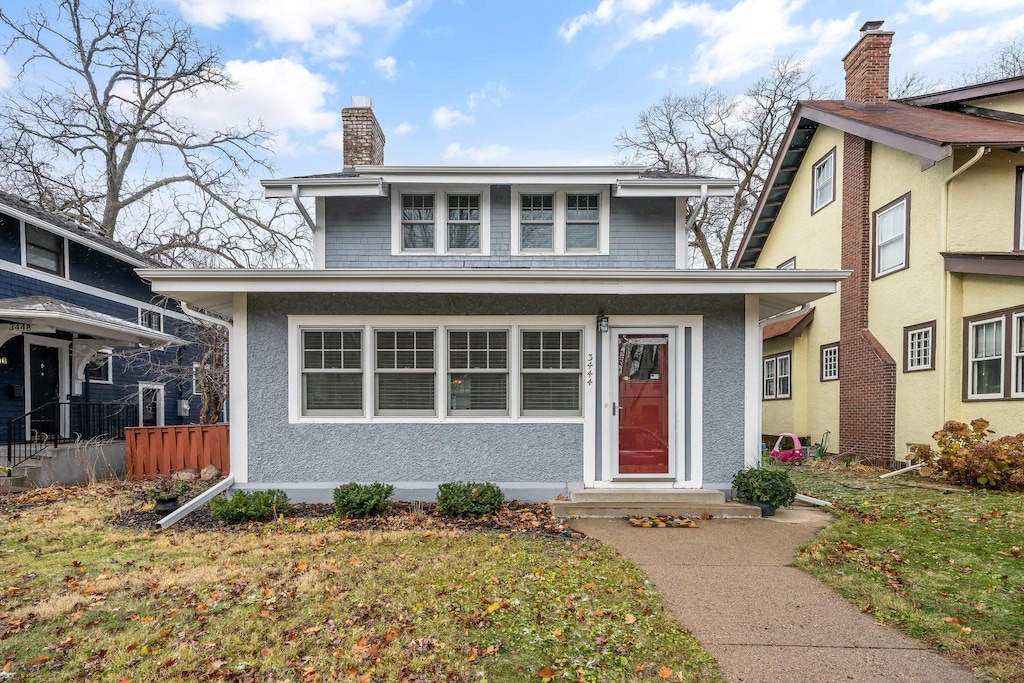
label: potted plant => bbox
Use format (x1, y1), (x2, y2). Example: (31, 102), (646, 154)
(150, 478), (184, 514)
(731, 467), (796, 516)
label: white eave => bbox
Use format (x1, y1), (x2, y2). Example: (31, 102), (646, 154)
(138, 267), (849, 320)
(0, 306), (182, 347)
(262, 166), (739, 199)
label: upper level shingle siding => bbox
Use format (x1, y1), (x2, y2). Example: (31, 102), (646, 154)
(323, 185), (676, 269)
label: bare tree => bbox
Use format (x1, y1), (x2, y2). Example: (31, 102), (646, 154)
(958, 38), (1024, 85)
(0, 0), (308, 268)
(890, 71), (941, 99)
(617, 59), (831, 268)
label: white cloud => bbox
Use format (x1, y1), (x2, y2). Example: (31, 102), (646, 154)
(0, 57), (11, 89)
(908, 0), (1024, 22)
(394, 121), (417, 134)
(559, 0), (660, 41)
(169, 0), (416, 58)
(628, 0), (857, 82)
(431, 106), (473, 129)
(912, 14), (1024, 64)
(374, 56), (397, 80)
(466, 82), (511, 109)
(443, 143), (510, 163)
(168, 58), (338, 137)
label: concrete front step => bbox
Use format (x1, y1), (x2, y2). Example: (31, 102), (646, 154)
(0, 477), (28, 494)
(550, 489), (761, 519)
(570, 489), (726, 504)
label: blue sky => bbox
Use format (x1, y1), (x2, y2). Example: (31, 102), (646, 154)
(3, 0), (1024, 180)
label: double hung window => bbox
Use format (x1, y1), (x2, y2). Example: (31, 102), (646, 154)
(375, 330), (436, 415)
(565, 194), (599, 250)
(965, 308), (1024, 401)
(401, 195), (435, 250)
(301, 330), (363, 415)
(25, 224), (65, 277)
(393, 188), (489, 255)
(763, 352), (791, 399)
(519, 194), (554, 250)
(812, 148), (835, 213)
(447, 195), (480, 250)
(512, 188), (608, 255)
(873, 194), (910, 278)
(448, 330), (507, 414)
(139, 309), (163, 331)
(521, 331), (582, 415)
(970, 319), (1003, 399)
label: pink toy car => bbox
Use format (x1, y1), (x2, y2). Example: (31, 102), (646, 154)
(770, 433), (804, 463)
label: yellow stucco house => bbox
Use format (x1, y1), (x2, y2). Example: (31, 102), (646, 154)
(734, 22), (1024, 465)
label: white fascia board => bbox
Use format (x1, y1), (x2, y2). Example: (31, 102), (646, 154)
(262, 178), (386, 198)
(0, 308), (181, 346)
(614, 179), (737, 197)
(0, 201), (151, 268)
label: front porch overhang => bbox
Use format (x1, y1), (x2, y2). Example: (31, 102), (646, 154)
(137, 268), (849, 319)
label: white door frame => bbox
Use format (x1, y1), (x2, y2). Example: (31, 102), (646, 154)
(610, 327), (677, 480)
(594, 315), (703, 489)
(23, 334), (70, 440)
(138, 382), (166, 427)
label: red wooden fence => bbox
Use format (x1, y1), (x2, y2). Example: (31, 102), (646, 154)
(125, 424), (230, 480)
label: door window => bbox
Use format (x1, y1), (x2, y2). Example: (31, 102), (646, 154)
(616, 334), (670, 475)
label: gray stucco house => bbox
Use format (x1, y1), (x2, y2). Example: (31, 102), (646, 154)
(142, 97), (845, 502)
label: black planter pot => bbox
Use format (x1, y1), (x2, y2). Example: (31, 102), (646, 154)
(745, 500), (776, 517)
(154, 494), (180, 514)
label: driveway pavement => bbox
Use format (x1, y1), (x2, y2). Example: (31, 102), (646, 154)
(571, 507), (985, 683)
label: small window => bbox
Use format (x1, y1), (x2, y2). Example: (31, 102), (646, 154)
(521, 331), (582, 415)
(302, 330), (363, 415)
(25, 224), (65, 277)
(763, 352), (791, 399)
(447, 194), (480, 251)
(904, 321), (935, 372)
(812, 148), (835, 213)
(139, 310), (163, 331)
(448, 330), (508, 415)
(375, 330), (435, 415)
(873, 194), (910, 278)
(520, 194), (554, 250)
(777, 257), (796, 270)
(820, 343), (839, 382)
(401, 195), (435, 250)
(85, 354), (112, 383)
(969, 318), (1003, 399)
(565, 194), (599, 250)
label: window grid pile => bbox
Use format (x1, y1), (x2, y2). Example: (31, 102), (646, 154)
(907, 328), (932, 371)
(821, 344), (838, 381)
(875, 199), (907, 276)
(401, 195), (435, 250)
(302, 330), (363, 414)
(970, 319), (1003, 398)
(521, 331), (582, 414)
(375, 330), (436, 414)
(447, 195), (480, 250)
(565, 194), (599, 250)
(813, 152), (834, 211)
(520, 194), (554, 250)
(448, 330), (508, 414)
(25, 225), (65, 276)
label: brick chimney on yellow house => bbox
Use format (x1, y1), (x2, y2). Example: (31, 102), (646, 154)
(341, 96), (385, 167)
(838, 21), (899, 464)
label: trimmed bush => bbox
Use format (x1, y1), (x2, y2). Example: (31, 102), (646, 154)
(913, 419), (1024, 491)
(436, 482), (504, 518)
(210, 489), (290, 523)
(333, 482), (395, 518)
(731, 467), (796, 510)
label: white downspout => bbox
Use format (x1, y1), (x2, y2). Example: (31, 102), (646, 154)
(291, 184), (317, 234)
(938, 147), (987, 427)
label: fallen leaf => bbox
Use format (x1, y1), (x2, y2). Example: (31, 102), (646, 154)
(350, 558), (363, 566)
(538, 665), (556, 681)
(624, 613), (637, 624)
(658, 666), (674, 678)
(28, 655), (49, 665)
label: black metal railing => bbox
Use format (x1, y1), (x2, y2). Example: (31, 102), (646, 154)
(6, 401), (139, 469)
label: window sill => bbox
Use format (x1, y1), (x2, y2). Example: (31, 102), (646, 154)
(964, 395), (1023, 402)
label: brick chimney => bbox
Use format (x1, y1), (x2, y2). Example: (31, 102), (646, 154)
(843, 21), (894, 110)
(341, 96), (385, 167)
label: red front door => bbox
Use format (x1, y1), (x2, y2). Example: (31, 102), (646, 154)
(616, 334), (670, 475)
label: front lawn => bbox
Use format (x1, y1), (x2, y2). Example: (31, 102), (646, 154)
(791, 466), (1024, 682)
(0, 484), (722, 682)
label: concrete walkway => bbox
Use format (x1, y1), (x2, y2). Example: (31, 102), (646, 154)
(571, 508), (985, 683)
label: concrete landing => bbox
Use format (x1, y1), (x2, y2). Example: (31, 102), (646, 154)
(550, 488), (762, 519)
(571, 507), (983, 683)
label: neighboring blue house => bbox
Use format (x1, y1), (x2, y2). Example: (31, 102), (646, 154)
(0, 190), (192, 482)
(144, 97), (847, 504)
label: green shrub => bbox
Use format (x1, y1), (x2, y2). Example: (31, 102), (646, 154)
(210, 489), (290, 523)
(731, 467), (796, 510)
(914, 419), (1024, 491)
(436, 482), (504, 518)
(333, 482), (395, 518)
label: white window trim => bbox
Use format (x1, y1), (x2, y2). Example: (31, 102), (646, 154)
(138, 382), (165, 427)
(1012, 313), (1024, 398)
(519, 328), (584, 417)
(390, 185), (491, 256)
(812, 149), (835, 213)
(510, 186), (610, 256)
(288, 315), (593, 424)
(21, 221), (69, 279)
(821, 344), (839, 381)
(85, 352), (113, 384)
(968, 317), (1004, 400)
(374, 328), (438, 417)
(906, 327), (933, 372)
(874, 197), (908, 278)
(763, 352), (791, 400)
(301, 328), (365, 417)
(447, 328), (511, 417)
(138, 308), (164, 332)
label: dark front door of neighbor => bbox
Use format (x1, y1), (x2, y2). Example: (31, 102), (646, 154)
(29, 343), (60, 438)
